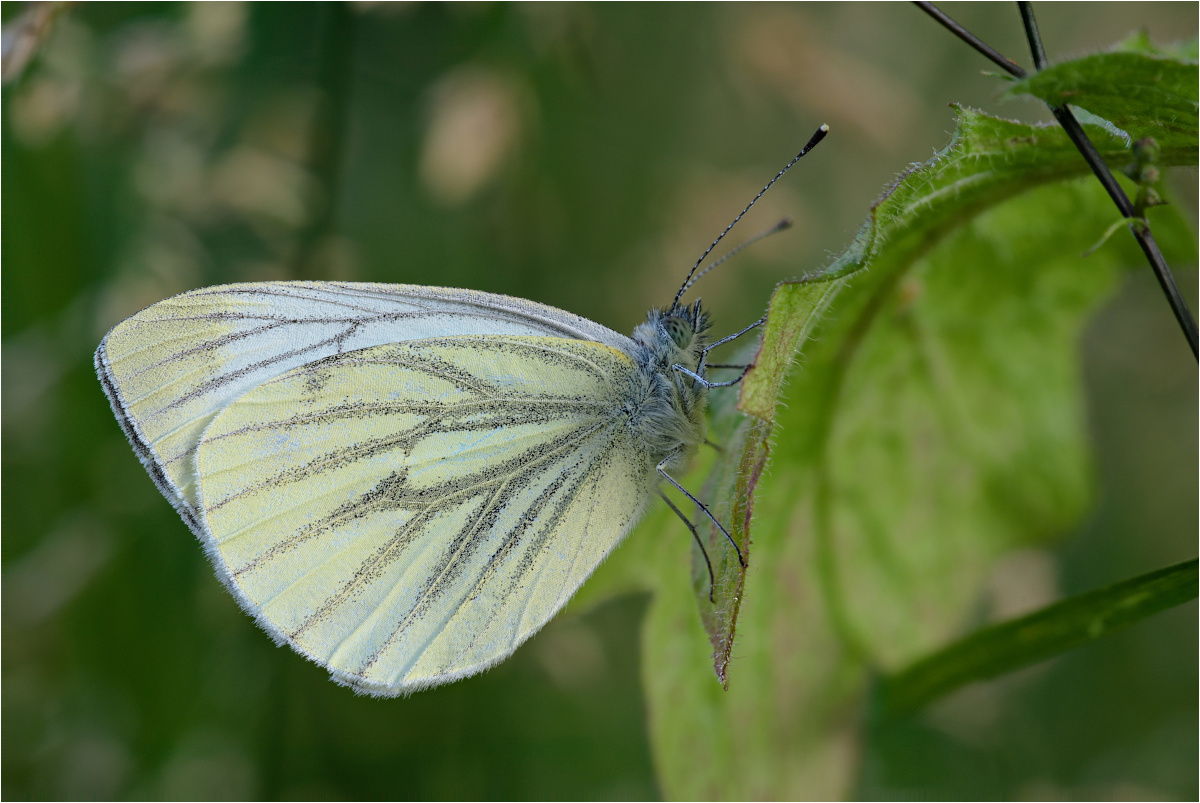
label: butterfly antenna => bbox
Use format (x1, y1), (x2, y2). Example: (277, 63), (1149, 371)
(673, 123), (829, 307)
(678, 218), (792, 299)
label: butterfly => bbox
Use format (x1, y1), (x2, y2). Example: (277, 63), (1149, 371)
(95, 125), (827, 696)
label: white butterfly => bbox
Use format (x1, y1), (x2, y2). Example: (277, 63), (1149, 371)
(95, 126), (826, 696)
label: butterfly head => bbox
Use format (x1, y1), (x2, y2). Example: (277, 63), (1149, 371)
(630, 299), (710, 380)
(661, 299), (709, 352)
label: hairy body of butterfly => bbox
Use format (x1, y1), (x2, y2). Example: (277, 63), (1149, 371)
(96, 281), (717, 695)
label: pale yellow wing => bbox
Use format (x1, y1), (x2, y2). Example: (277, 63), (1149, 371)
(193, 335), (654, 695)
(95, 282), (631, 530)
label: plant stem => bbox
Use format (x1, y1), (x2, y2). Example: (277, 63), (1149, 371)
(913, 2), (1028, 78)
(913, 1), (1199, 360)
(874, 558), (1199, 720)
(1017, 2), (1198, 359)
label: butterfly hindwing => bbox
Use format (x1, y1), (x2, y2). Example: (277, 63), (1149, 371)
(194, 336), (654, 694)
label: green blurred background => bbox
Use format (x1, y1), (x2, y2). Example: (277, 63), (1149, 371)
(3, 2), (1196, 799)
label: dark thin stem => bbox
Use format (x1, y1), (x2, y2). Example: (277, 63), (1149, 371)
(1016, 2), (1198, 359)
(913, 1), (1027, 78)
(1050, 108), (1135, 216)
(913, 1), (1198, 360)
(1047, 105), (1198, 356)
(1016, 2), (1048, 69)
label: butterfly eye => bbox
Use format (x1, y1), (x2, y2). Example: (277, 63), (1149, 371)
(662, 315), (693, 349)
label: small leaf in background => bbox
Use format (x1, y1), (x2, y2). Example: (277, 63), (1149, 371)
(1112, 30), (1199, 61)
(1003, 46), (1199, 158)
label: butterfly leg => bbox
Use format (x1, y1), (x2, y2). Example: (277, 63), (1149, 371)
(703, 316), (766, 355)
(657, 461), (747, 568)
(659, 491), (717, 603)
(675, 316), (766, 388)
(673, 363), (752, 388)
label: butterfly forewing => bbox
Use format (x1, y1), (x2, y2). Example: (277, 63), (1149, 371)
(194, 336), (653, 694)
(96, 282), (630, 519)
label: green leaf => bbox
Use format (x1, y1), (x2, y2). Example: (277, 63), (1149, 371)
(1003, 49), (1199, 159)
(688, 413), (766, 687)
(675, 280), (847, 685)
(739, 276), (847, 421)
(694, 104), (1143, 684)
(636, 102), (1198, 798)
(873, 559), (1199, 720)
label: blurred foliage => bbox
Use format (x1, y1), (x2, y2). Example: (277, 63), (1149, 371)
(3, 2), (1196, 800)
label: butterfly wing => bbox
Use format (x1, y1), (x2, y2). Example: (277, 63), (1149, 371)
(95, 282), (630, 530)
(193, 336), (654, 694)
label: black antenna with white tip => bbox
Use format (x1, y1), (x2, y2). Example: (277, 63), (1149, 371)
(674, 123), (829, 306)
